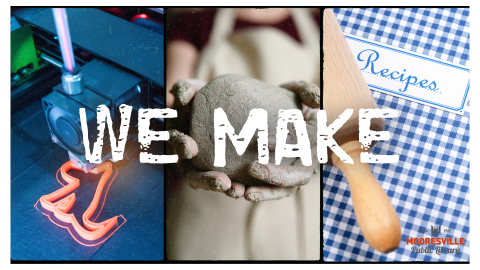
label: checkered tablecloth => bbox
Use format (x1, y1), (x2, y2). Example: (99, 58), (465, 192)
(323, 8), (470, 262)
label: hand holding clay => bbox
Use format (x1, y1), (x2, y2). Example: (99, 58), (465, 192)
(166, 75), (320, 202)
(167, 78), (242, 195)
(244, 81), (320, 202)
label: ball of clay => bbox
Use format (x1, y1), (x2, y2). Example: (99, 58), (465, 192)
(190, 74), (302, 186)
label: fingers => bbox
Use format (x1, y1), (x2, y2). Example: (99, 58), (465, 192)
(171, 79), (206, 107)
(180, 160), (246, 199)
(180, 160), (232, 193)
(178, 78), (207, 93)
(248, 145), (319, 187)
(280, 81), (320, 109)
(226, 181), (246, 199)
(244, 185), (300, 202)
(302, 104), (319, 123)
(168, 79), (206, 134)
(166, 130), (198, 159)
(248, 161), (313, 187)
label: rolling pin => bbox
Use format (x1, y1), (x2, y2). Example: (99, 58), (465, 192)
(323, 9), (401, 253)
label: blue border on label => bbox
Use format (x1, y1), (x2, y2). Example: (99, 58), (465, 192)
(346, 35), (470, 112)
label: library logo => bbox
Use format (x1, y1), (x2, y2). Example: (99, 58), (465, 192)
(407, 225), (465, 256)
(420, 225), (443, 235)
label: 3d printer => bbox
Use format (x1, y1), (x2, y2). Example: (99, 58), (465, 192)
(11, 8), (164, 171)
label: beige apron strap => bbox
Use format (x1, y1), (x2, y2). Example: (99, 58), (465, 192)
(289, 8), (320, 48)
(196, 8), (236, 81)
(209, 8), (236, 44)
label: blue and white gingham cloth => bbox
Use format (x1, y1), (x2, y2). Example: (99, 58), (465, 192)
(323, 8), (470, 262)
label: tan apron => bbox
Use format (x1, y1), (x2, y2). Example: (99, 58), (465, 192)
(166, 8), (320, 260)
(196, 8), (320, 86)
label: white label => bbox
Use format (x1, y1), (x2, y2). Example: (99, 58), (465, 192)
(346, 34), (470, 115)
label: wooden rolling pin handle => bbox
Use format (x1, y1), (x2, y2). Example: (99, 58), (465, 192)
(332, 141), (401, 253)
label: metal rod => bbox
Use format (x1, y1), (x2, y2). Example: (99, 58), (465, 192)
(52, 8), (75, 72)
(40, 53), (63, 68)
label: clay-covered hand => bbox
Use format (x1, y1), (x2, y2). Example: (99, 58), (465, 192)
(244, 81), (320, 202)
(166, 79), (320, 202)
(166, 79), (247, 198)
